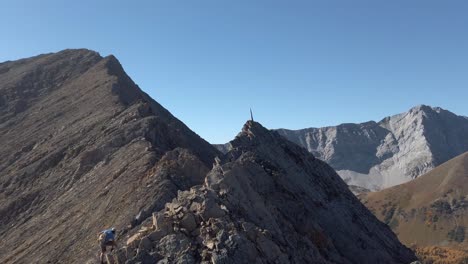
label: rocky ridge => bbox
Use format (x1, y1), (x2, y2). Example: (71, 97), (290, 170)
(113, 121), (417, 264)
(0, 49), (219, 263)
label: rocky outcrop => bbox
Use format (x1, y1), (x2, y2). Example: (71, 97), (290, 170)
(114, 121), (416, 264)
(0, 49), (219, 263)
(276, 105), (468, 190)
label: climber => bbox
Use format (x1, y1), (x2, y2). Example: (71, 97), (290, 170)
(98, 227), (117, 264)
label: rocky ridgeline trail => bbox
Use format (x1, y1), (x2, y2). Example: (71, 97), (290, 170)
(109, 121), (417, 264)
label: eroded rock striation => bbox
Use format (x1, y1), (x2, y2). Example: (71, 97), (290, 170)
(117, 121), (416, 264)
(0, 49), (219, 263)
(276, 106), (468, 190)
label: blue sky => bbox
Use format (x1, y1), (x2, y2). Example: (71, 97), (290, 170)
(2, 1), (467, 143)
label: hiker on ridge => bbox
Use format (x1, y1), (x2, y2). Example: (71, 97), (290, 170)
(98, 227), (117, 263)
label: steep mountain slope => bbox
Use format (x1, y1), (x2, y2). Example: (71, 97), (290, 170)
(113, 121), (417, 264)
(0, 49), (220, 263)
(276, 106), (468, 190)
(360, 152), (468, 250)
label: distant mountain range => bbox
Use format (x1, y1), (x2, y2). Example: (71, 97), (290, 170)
(274, 105), (468, 191)
(360, 151), (468, 251)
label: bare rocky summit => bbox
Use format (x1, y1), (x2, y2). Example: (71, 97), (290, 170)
(115, 121), (416, 264)
(276, 106), (468, 191)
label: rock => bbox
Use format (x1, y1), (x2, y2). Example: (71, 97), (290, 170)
(125, 246), (137, 260)
(256, 234), (281, 261)
(241, 222), (257, 241)
(134, 250), (157, 264)
(156, 258), (169, 264)
(201, 198), (225, 220)
(165, 202), (182, 217)
(216, 230), (227, 245)
(148, 230), (166, 242)
(114, 248), (128, 264)
(127, 233), (142, 248)
(152, 212), (159, 228)
(175, 254), (196, 264)
(211, 249), (229, 264)
(153, 212), (171, 233)
(179, 212), (197, 232)
(139, 236), (153, 251)
(138, 226), (152, 236)
(206, 240), (215, 250)
(189, 202), (201, 212)
(157, 234), (191, 258)
(190, 227), (200, 237)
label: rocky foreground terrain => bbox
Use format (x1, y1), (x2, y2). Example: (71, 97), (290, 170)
(274, 106), (468, 191)
(0, 49), (417, 263)
(111, 121), (416, 264)
(361, 152), (468, 251)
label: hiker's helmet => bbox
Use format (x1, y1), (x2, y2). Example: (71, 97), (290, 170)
(111, 227), (116, 233)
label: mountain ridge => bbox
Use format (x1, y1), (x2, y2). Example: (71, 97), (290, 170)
(274, 105), (468, 190)
(1, 49), (417, 263)
(0, 49), (220, 263)
(113, 121), (416, 263)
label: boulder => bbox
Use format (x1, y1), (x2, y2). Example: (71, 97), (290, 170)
(127, 233), (142, 248)
(139, 236), (153, 251)
(201, 198), (225, 220)
(179, 212), (197, 232)
(152, 212), (171, 232)
(148, 230), (166, 242)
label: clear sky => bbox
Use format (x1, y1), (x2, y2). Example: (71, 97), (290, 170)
(2, 1), (467, 143)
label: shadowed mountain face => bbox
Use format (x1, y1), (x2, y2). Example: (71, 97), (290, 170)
(114, 121), (416, 264)
(275, 106), (468, 191)
(360, 152), (468, 251)
(0, 49), (220, 263)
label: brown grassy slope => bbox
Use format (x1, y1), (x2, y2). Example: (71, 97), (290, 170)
(360, 152), (468, 250)
(414, 246), (468, 264)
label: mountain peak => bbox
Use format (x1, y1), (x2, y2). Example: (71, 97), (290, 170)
(240, 120), (270, 137)
(231, 120), (293, 154)
(408, 104), (450, 116)
(276, 105), (468, 190)
(0, 49), (220, 263)
(116, 120), (416, 263)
